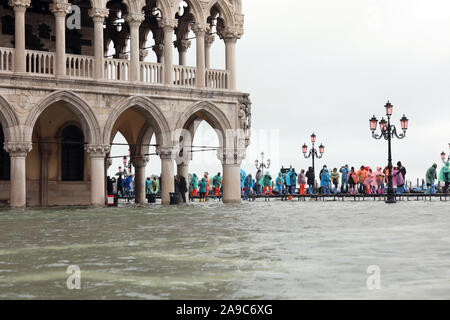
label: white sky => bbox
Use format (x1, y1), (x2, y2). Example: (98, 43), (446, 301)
(109, 0), (450, 185)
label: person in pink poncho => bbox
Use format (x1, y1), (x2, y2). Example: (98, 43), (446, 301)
(363, 168), (376, 194)
(375, 167), (385, 194)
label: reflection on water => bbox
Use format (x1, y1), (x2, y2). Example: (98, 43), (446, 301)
(0, 201), (449, 299)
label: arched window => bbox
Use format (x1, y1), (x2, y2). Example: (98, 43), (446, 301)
(0, 125), (10, 180)
(61, 125), (84, 181)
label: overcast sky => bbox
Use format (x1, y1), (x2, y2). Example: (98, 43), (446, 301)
(110, 0), (450, 184)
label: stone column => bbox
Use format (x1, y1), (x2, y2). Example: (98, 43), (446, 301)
(157, 147), (177, 205)
(132, 156), (149, 204)
(153, 44), (165, 64)
(218, 148), (246, 204)
(9, 0), (30, 73)
(219, 27), (242, 90)
(205, 34), (215, 69)
(158, 19), (178, 85)
(192, 23), (208, 88)
(125, 13), (145, 82)
(88, 8), (109, 80)
(175, 40), (191, 66)
(85, 144), (111, 207)
(4, 142), (32, 208)
(50, 1), (72, 77)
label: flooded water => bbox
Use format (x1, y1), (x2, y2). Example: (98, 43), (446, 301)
(0, 200), (449, 300)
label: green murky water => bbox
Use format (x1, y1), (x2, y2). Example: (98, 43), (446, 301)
(0, 200), (449, 299)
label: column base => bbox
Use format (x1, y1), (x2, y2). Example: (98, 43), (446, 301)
(222, 198), (242, 204)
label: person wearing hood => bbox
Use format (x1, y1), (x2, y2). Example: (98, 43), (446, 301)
(297, 169), (307, 195)
(425, 164), (438, 194)
(348, 167), (357, 195)
(330, 168), (340, 194)
(260, 172), (273, 196)
(243, 174), (253, 200)
(199, 177), (207, 202)
(356, 166), (367, 194)
(145, 177), (151, 195)
(212, 172), (222, 200)
(190, 174), (199, 198)
(305, 167), (315, 194)
(339, 165), (349, 194)
(285, 169), (292, 195)
(275, 172), (284, 194)
(363, 168), (375, 195)
(393, 166), (405, 194)
(439, 161), (450, 193)
(320, 167), (331, 194)
(375, 167), (385, 195)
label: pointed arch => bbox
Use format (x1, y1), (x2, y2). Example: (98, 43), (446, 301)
(0, 95), (21, 143)
(103, 95), (171, 146)
(208, 0), (235, 27)
(24, 90), (101, 144)
(174, 100), (233, 149)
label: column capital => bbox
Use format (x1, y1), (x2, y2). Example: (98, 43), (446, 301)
(156, 146), (179, 160)
(85, 144), (111, 158)
(191, 23), (209, 35)
(124, 12), (145, 26)
(131, 156), (150, 168)
(218, 26), (243, 41)
(8, 0), (30, 9)
(205, 34), (215, 47)
(217, 148), (246, 165)
(158, 18), (178, 31)
(50, 2), (72, 17)
(105, 157), (113, 169)
(88, 8), (109, 22)
(4, 141), (32, 157)
(174, 39), (191, 52)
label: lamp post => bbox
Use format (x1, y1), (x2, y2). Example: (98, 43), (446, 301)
(123, 156), (128, 174)
(440, 143), (450, 164)
(369, 101), (409, 204)
(302, 133), (325, 193)
(255, 152), (271, 175)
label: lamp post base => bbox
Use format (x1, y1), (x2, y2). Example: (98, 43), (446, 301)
(385, 197), (397, 204)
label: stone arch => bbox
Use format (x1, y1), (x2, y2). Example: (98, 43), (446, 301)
(24, 90), (101, 145)
(208, 0), (235, 28)
(171, 0), (205, 24)
(103, 95), (171, 147)
(0, 95), (21, 143)
(174, 100), (233, 151)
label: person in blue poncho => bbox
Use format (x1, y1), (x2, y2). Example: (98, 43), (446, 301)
(275, 172), (284, 194)
(320, 168), (331, 195)
(285, 169), (292, 195)
(121, 175), (133, 197)
(339, 165), (349, 193)
(240, 169), (246, 196)
(289, 169), (298, 195)
(243, 174), (253, 200)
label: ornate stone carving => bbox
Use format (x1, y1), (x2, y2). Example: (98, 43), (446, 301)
(205, 34), (215, 47)
(85, 144), (111, 158)
(217, 26), (243, 40)
(156, 146), (179, 160)
(88, 8), (109, 22)
(191, 23), (210, 35)
(174, 39), (191, 52)
(239, 95), (252, 146)
(217, 148), (246, 165)
(124, 13), (145, 26)
(8, 0), (30, 8)
(49, 2), (72, 16)
(158, 18), (178, 30)
(4, 142), (32, 157)
(131, 156), (150, 168)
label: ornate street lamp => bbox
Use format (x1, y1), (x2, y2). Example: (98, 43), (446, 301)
(441, 143), (450, 164)
(370, 101), (409, 204)
(255, 152), (271, 175)
(302, 133), (325, 193)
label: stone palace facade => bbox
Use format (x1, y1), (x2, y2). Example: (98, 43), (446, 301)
(0, 0), (251, 207)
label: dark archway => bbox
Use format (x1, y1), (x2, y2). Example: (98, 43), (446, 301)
(0, 124), (10, 180)
(61, 125), (84, 181)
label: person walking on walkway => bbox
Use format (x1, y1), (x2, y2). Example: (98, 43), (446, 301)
(288, 169), (298, 195)
(397, 161), (407, 193)
(339, 165), (349, 193)
(305, 167), (315, 194)
(330, 168), (340, 194)
(356, 166), (367, 194)
(439, 161), (450, 193)
(255, 169), (263, 197)
(320, 167), (331, 195)
(261, 171), (273, 196)
(348, 167), (357, 195)
(190, 174), (199, 198)
(375, 167), (385, 194)
(425, 163), (438, 194)
(212, 172), (222, 200)
(275, 171), (284, 195)
(298, 169), (307, 195)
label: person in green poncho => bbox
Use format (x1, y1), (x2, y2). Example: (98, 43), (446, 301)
(425, 164), (437, 194)
(150, 176), (159, 194)
(260, 172), (273, 196)
(212, 173), (222, 200)
(439, 161), (450, 193)
(190, 174), (199, 198)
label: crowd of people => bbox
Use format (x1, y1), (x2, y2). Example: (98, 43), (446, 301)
(105, 160), (450, 202)
(240, 161), (450, 198)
